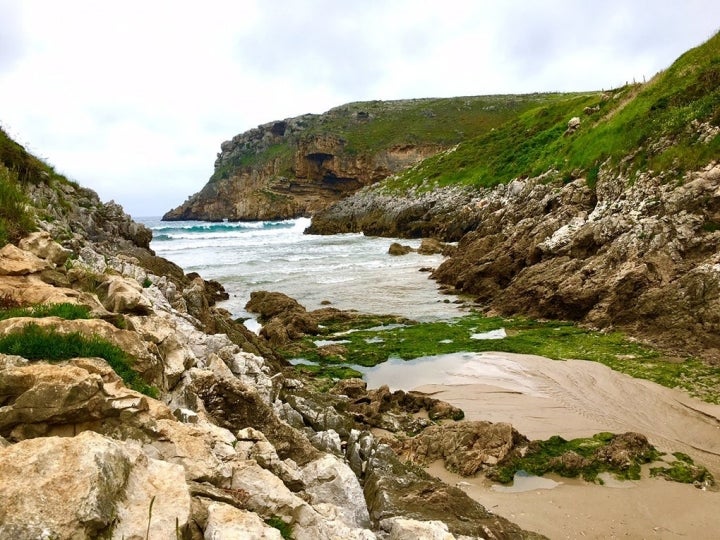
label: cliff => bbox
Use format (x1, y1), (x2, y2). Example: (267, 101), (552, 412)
(307, 32), (720, 361)
(0, 129), (544, 537)
(162, 94), (583, 221)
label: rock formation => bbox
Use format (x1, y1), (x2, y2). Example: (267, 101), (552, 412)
(0, 136), (544, 539)
(162, 94), (565, 222)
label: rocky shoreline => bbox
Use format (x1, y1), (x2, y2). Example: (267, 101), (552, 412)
(307, 161), (720, 363)
(0, 178), (547, 538)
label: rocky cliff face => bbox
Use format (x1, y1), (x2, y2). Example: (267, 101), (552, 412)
(307, 160), (720, 362)
(163, 117), (440, 221)
(163, 94), (567, 222)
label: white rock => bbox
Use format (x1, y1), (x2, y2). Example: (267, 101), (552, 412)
(204, 503), (283, 539)
(382, 518), (455, 540)
(301, 454), (371, 528)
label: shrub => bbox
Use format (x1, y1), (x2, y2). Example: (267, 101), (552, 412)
(0, 164), (35, 246)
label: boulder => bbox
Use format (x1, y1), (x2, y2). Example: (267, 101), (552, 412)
(0, 356), (150, 440)
(393, 421), (527, 476)
(381, 518), (454, 540)
(204, 503), (283, 539)
(100, 275), (153, 315)
(0, 244), (49, 276)
(388, 242), (414, 255)
(0, 431), (191, 540)
(363, 444), (543, 538)
(18, 231), (72, 266)
(301, 454), (371, 528)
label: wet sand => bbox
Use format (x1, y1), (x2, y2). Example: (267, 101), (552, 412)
(372, 351), (720, 539)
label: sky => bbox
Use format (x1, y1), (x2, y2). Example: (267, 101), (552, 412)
(0, 1), (719, 218)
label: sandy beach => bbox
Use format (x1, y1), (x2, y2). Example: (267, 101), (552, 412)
(368, 351), (720, 539)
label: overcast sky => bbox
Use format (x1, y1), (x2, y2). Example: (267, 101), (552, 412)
(0, 1), (718, 217)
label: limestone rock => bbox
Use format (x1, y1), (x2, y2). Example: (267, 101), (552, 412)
(0, 244), (49, 276)
(0, 431), (191, 540)
(100, 275), (153, 315)
(381, 518), (455, 540)
(204, 503), (283, 539)
(0, 356), (150, 440)
(18, 231), (71, 266)
(301, 454), (371, 528)
(111, 448), (192, 540)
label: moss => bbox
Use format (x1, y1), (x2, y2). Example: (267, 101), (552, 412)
(292, 363), (363, 380)
(650, 452), (715, 485)
(491, 432), (661, 484)
(280, 312), (720, 403)
(0, 323), (158, 398)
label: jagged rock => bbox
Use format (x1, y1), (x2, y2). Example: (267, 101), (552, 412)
(309, 429), (343, 455)
(363, 444), (544, 539)
(236, 427), (304, 492)
(231, 460), (377, 540)
(0, 356), (152, 440)
(393, 421), (528, 476)
(204, 503), (283, 539)
(284, 394), (353, 438)
(596, 432), (656, 470)
(0, 431), (191, 540)
(100, 275), (153, 315)
(18, 231), (71, 266)
(301, 453), (371, 528)
(416, 238), (448, 255)
(565, 116), (581, 135)
(190, 371), (320, 466)
(388, 242), (414, 255)
(0, 244), (49, 276)
(380, 517), (454, 540)
(330, 377), (367, 398)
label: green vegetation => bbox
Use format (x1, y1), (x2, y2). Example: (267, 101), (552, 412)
(208, 93), (583, 184)
(0, 302), (91, 322)
(383, 32), (720, 194)
(292, 363), (363, 379)
(650, 452), (715, 485)
(0, 163), (35, 246)
(489, 432), (661, 484)
(285, 312), (720, 403)
(265, 516), (293, 539)
(0, 323), (158, 398)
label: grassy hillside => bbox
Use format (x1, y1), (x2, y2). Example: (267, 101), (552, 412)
(383, 32), (720, 193)
(209, 93), (591, 184)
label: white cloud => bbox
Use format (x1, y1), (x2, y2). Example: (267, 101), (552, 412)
(0, 0), (718, 216)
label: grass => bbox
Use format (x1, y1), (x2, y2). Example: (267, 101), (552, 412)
(284, 312), (720, 403)
(0, 163), (35, 246)
(0, 323), (158, 398)
(0, 302), (91, 322)
(207, 93), (583, 185)
(381, 32), (720, 195)
(489, 432), (661, 484)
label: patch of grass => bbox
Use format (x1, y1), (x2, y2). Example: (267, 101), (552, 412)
(383, 32), (720, 195)
(282, 312), (720, 403)
(141, 277), (153, 288)
(490, 432), (661, 484)
(0, 163), (35, 246)
(650, 452), (715, 485)
(0, 302), (92, 322)
(265, 516), (292, 539)
(0, 323), (158, 398)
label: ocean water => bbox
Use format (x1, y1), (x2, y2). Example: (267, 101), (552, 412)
(140, 217), (463, 322)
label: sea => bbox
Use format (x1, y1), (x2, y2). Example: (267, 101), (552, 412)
(139, 217), (464, 325)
